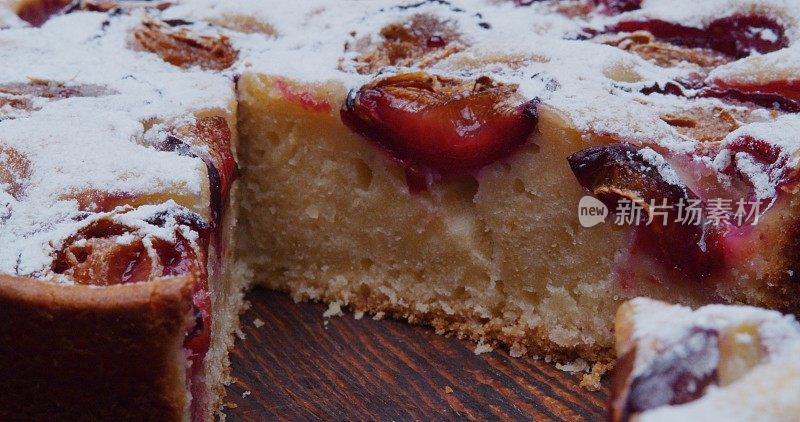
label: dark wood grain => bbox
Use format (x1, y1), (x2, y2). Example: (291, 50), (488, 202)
(225, 288), (610, 421)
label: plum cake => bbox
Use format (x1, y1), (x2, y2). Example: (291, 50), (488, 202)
(2, 0), (800, 420)
(225, 0), (800, 364)
(611, 298), (800, 421)
(0, 6), (242, 421)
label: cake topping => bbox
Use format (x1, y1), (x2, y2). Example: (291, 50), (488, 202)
(132, 18), (238, 71)
(160, 116), (237, 225)
(613, 327), (720, 419)
(2, 0), (800, 289)
(15, 0), (72, 26)
(0, 80), (114, 99)
(595, 0), (643, 14)
(79, 0), (173, 13)
(568, 144), (726, 280)
(595, 30), (732, 69)
(346, 13), (466, 74)
(0, 10), (234, 279)
(714, 116), (800, 198)
(0, 146), (31, 200)
(341, 71), (538, 191)
(596, 14), (788, 58)
(50, 204), (208, 286)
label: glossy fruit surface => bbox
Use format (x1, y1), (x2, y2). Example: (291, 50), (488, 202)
(342, 72), (538, 190)
(568, 144), (726, 280)
(601, 15), (787, 58)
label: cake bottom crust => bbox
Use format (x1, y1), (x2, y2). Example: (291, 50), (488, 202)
(266, 278), (616, 363)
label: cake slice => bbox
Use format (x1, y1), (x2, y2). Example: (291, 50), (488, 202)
(215, 0), (800, 365)
(610, 297), (800, 421)
(0, 8), (243, 420)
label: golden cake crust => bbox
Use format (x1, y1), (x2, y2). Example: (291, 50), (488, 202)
(0, 274), (194, 420)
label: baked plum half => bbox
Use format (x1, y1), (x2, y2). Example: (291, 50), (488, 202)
(341, 71), (539, 191)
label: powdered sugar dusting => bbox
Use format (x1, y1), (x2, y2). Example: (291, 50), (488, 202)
(639, 147), (686, 187)
(0, 10), (234, 278)
(714, 115), (800, 198)
(186, 0), (800, 156)
(602, 0), (800, 38)
(624, 298), (800, 420)
(710, 44), (800, 84)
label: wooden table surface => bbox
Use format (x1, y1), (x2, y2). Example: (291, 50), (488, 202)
(225, 288), (610, 421)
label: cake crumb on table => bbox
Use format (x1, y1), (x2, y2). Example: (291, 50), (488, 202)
(474, 338), (493, 355)
(555, 358), (589, 373)
(323, 302), (344, 318)
(509, 342), (527, 358)
(252, 318), (265, 328)
(445, 386), (453, 394)
(580, 362), (612, 391)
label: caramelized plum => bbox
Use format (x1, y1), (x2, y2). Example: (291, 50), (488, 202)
(595, 0), (642, 14)
(722, 135), (800, 194)
(568, 144), (689, 208)
(65, 187), (211, 222)
(52, 206), (209, 286)
(700, 83), (800, 113)
(0, 80), (114, 99)
(347, 14), (464, 74)
(0, 95), (32, 112)
(78, 0), (172, 13)
(0, 146), (31, 200)
(55, 230), (154, 285)
(52, 205), (214, 416)
(0, 80), (115, 117)
(611, 328), (720, 421)
(68, 190), (136, 213)
(640, 76), (800, 114)
(600, 15), (787, 58)
(341, 72), (538, 190)
(711, 80), (800, 101)
(16, 0), (73, 27)
(659, 107), (747, 143)
(598, 31), (731, 69)
(568, 144), (726, 280)
(161, 116), (237, 225)
(132, 18), (237, 71)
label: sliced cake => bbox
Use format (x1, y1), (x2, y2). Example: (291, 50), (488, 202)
(202, 0), (800, 365)
(0, 8), (242, 420)
(611, 297), (800, 421)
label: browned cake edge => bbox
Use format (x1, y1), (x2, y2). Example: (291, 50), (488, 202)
(0, 274), (194, 421)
